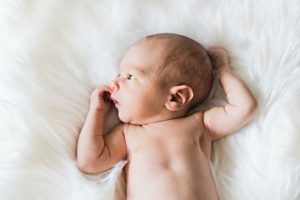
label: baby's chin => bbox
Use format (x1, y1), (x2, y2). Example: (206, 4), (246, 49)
(118, 111), (145, 125)
(118, 111), (132, 124)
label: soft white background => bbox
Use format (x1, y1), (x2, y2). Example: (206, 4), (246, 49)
(0, 0), (299, 200)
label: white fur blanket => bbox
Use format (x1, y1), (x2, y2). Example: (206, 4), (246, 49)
(0, 0), (300, 200)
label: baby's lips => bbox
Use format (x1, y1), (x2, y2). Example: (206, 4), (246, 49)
(110, 95), (119, 105)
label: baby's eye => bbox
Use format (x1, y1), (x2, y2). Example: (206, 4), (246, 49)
(126, 74), (135, 80)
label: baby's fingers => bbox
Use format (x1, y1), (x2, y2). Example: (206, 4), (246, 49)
(208, 47), (230, 68)
(92, 85), (112, 97)
(90, 85), (113, 112)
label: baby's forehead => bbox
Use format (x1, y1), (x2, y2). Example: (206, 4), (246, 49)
(119, 40), (167, 73)
(118, 63), (158, 79)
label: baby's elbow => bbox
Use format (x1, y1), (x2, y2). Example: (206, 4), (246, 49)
(77, 159), (99, 174)
(242, 98), (258, 120)
(249, 98), (258, 113)
(77, 160), (90, 173)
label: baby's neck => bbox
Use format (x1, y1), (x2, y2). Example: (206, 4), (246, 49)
(135, 109), (188, 126)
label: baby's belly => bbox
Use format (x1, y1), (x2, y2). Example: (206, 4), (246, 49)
(125, 150), (219, 200)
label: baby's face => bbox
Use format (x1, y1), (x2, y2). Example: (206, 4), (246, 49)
(110, 39), (167, 124)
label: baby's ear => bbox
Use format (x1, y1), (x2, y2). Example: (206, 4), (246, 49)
(165, 85), (194, 111)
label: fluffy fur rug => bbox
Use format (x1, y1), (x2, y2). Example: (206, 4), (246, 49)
(0, 0), (300, 199)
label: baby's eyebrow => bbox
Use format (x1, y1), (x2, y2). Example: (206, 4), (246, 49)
(118, 65), (146, 75)
(133, 66), (146, 75)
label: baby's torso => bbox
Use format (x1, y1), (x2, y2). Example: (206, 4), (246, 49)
(123, 112), (219, 200)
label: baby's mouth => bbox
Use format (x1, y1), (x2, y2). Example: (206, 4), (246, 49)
(111, 96), (120, 106)
(112, 99), (119, 105)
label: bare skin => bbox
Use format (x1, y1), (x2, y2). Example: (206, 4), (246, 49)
(123, 113), (218, 200)
(76, 38), (257, 200)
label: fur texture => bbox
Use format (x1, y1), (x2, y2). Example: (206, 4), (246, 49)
(0, 0), (300, 199)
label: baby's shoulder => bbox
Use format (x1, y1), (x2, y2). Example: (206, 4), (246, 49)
(169, 111), (206, 130)
(184, 111), (208, 133)
(187, 111), (205, 124)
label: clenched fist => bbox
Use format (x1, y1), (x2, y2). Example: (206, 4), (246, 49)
(207, 46), (230, 71)
(90, 85), (113, 114)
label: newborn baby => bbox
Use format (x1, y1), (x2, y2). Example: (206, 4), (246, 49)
(76, 33), (257, 200)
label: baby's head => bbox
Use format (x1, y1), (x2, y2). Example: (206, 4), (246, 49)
(111, 33), (213, 125)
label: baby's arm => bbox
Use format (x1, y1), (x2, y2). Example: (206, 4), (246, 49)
(76, 86), (126, 173)
(203, 47), (257, 140)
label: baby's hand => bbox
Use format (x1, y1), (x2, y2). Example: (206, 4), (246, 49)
(207, 46), (230, 71)
(90, 85), (113, 114)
